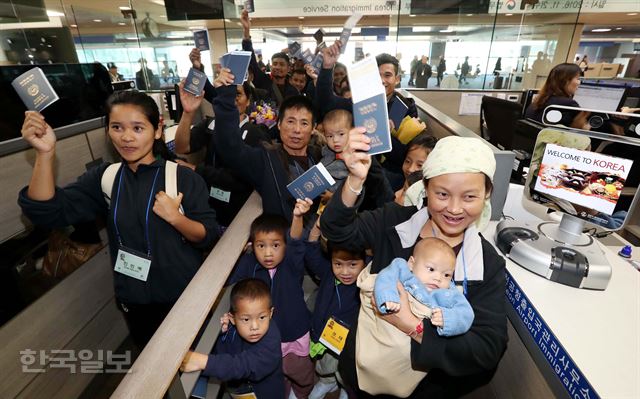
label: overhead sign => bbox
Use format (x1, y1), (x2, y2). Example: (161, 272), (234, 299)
(489, 0), (640, 14)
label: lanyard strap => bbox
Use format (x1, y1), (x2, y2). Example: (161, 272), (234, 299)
(431, 223), (468, 297)
(334, 279), (342, 310)
(292, 155), (316, 177)
(113, 166), (160, 256)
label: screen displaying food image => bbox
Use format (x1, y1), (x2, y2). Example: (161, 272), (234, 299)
(534, 144), (633, 215)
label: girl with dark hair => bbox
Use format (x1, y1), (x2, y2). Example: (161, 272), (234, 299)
(18, 90), (219, 348)
(525, 62), (590, 129)
(394, 132), (438, 205)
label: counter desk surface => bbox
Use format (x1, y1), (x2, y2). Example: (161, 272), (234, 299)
(485, 185), (640, 399)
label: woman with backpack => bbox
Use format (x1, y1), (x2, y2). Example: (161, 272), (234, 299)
(18, 90), (219, 348)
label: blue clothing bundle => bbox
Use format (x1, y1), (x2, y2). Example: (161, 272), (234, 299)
(320, 146), (349, 193)
(227, 237), (310, 343)
(374, 258), (474, 336)
(304, 241), (361, 343)
(204, 323), (285, 398)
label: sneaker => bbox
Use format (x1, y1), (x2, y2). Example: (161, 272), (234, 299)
(338, 388), (349, 399)
(309, 380), (338, 399)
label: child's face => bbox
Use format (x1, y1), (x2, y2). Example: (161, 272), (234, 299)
(331, 249), (365, 285)
(290, 73), (307, 93)
(402, 146), (429, 180)
(408, 247), (455, 291)
(253, 231), (286, 269)
(323, 120), (350, 153)
(230, 297), (273, 343)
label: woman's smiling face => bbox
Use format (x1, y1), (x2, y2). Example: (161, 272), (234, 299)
(426, 173), (488, 240)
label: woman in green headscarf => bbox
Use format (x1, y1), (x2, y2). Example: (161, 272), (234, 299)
(320, 133), (507, 398)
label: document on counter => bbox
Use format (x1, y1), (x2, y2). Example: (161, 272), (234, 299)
(348, 56), (391, 155)
(458, 92), (485, 115)
(12, 67), (59, 112)
(339, 13), (362, 54)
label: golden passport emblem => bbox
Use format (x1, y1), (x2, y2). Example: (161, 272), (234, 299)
(364, 117), (377, 133)
(192, 78), (200, 86)
(28, 84), (39, 97)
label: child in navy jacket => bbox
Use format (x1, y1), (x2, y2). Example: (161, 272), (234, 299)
(227, 211), (314, 398)
(181, 279), (284, 398)
(296, 199), (366, 399)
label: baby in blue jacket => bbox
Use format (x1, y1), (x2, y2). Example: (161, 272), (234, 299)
(375, 237), (474, 336)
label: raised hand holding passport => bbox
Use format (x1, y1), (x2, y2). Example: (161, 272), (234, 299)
(322, 40), (342, 69)
(178, 80), (204, 113)
(214, 68), (235, 88)
(21, 111), (56, 154)
(342, 127), (372, 181)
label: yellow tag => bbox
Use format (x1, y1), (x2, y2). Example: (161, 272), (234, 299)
(318, 317), (350, 355)
(317, 201), (326, 215)
(229, 393), (257, 399)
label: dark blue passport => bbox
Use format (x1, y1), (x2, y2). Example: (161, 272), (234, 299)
(184, 67), (207, 96)
(220, 51), (252, 85)
(287, 163), (336, 200)
(193, 29), (210, 51)
(353, 92), (392, 155)
(12, 67), (59, 112)
(389, 97), (409, 130)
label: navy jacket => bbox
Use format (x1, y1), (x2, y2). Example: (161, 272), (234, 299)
(204, 323), (285, 399)
(228, 238), (310, 342)
(189, 116), (270, 226)
(212, 84), (322, 226)
(18, 160), (218, 304)
(305, 241), (361, 343)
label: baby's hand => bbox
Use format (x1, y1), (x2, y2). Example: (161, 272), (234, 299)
(220, 312), (232, 333)
(293, 198), (313, 217)
(430, 308), (443, 327)
(384, 301), (401, 313)
(180, 351), (208, 373)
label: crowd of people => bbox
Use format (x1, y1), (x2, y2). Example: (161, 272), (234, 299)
(18, 8), (508, 399)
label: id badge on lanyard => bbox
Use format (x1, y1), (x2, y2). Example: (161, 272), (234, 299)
(319, 316), (350, 355)
(114, 245), (152, 282)
(112, 166), (159, 282)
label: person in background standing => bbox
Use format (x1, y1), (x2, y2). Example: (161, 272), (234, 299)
(459, 56), (470, 84)
(414, 56), (432, 89)
(409, 55), (419, 86)
(436, 56), (446, 87)
(493, 57), (502, 76)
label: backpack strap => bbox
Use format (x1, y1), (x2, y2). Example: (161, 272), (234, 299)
(164, 160), (184, 215)
(101, 163), (122, 207)
(101, 161), (182, 214)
